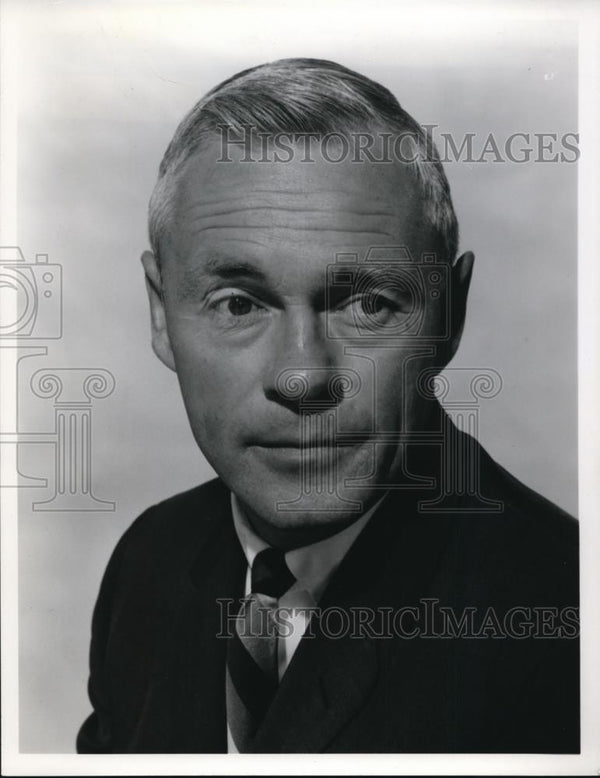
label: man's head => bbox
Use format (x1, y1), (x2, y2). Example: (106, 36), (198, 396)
(142, 58), (473, 547)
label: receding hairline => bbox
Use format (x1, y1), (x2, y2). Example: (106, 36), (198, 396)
(154, 130), (445, 264)
(148, 58), (459, 264)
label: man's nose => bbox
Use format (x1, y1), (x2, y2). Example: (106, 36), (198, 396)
(262, 309), (346, 411)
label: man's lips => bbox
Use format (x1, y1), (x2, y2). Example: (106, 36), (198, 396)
(250, 439), (338, 448)
(245, 433), (366, 472)
(248, 441), (342, 471)
(246, 429), (374, 449)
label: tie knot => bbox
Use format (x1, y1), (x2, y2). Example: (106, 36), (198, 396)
(251, 547), (295, 598)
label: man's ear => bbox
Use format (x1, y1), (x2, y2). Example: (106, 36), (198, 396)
(444, 250), (475, 364)
(141, 250), (176, 372)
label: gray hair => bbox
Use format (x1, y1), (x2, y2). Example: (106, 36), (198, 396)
(148, 58), (459, 263)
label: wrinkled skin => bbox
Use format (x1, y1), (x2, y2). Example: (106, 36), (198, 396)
(142, 140), (473, 548)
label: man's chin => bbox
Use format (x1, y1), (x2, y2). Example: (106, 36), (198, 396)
(211, 441), (394, 538)
(233, 479), (382, 535)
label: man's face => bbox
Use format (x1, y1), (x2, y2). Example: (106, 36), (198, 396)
(144, 139), (469, 539)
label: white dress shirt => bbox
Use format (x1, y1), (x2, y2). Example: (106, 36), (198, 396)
(227, 491), (386, 752)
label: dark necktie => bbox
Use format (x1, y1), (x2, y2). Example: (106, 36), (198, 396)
(226, 547), (296, 752)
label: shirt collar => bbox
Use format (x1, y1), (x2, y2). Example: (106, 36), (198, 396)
(230, 491), (386, 603)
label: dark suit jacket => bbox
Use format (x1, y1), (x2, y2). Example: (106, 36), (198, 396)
(77, 430), (579, 753)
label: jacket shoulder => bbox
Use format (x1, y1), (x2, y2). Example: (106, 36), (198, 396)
(481, 445), (578, 544)
(129, 475), (228, 533)
(454, 441), (579, 605)
(107, 477), (231, 580)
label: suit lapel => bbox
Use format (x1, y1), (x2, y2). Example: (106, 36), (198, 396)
(250, 623), (377, 753)
(250, 477), (457, 753)
(171, 432), (458, 753)
(166, 486), (246, 752)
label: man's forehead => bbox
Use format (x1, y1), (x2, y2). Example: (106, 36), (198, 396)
(174, 136), (422, 209)
(159, 138), (441, 275)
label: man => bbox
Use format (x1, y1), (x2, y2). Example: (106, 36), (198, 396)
(77, 58), (578, 754)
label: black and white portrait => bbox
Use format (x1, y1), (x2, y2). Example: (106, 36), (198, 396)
(2, 1), (598, 774)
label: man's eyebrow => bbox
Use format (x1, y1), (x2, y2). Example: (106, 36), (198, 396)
(176, 255), (267, 301)
(329, 263), (415, 286)
(203, 255), (268, 280)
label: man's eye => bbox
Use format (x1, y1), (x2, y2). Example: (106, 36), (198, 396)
(224, 295), (255, 316)
(339, 294), (396, 323)
(207, 291), (268, 329)
(357, 295), (388, 317)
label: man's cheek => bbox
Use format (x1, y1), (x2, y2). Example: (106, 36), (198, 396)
(185, 398), (233, 461)
(376, 355), (429, 429)
(180, 362), (246, 431)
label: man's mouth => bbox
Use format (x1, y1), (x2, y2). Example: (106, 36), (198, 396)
(247, 436), (360, 474)
(251, 439), (338, 449)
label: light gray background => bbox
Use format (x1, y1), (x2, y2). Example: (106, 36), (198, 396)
(14, 5), (577, 753)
